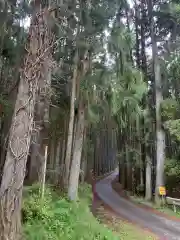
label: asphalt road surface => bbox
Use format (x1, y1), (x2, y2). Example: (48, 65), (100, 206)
(95, 172), (180, 240)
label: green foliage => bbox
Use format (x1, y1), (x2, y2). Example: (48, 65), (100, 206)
(169, 2), (180, 21)
(136, 184), (145, 196)
(87, 104), (101, 124)
(165, 158), (180, 198)
(164, 119), (180, 141)
(165, 158), (180, 178)
(23, 184), (118, 240)
(0, 95), (12, 117)
(161, 98), (179, 121)
(22, 184), (53, 223)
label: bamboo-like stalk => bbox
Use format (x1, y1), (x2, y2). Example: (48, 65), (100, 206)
(41, 145), (48, 199)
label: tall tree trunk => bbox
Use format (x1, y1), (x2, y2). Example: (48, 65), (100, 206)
(0, 86), (18, 179)
(155, 63), (165, 203)
(0, 9), (53, 239)
(49, 137), (55, 168)
(125, 6), (133, 63)
(140, 0), (147, 74)
(121, 149), (126, 189)
(80, 127), (87, 183)
(125, 144), (130, 191)
(140, 0), (152, 201)
(132, 167), (136, 195)
(135, 0), (140, 67)
(40, 145), (48, 199)
(55, 139), (61, 184)
(61, 114), (68, 169)
(140, 160), (143, 186)
(145, 155), (152, 200)
(64, 51), (78, 188)
(141, 0), (148, 193)
(35, 59), (52, 184)
(147, 0), (165, 203)
(68, 101), (85, 201)
(28, 140), (39, 183)
(28, 8), (53, 184)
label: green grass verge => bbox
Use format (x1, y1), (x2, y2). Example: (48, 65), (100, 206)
(118, 221), (157, 240)
(129, 195), (180, 218)
(22, 183), (119, 240)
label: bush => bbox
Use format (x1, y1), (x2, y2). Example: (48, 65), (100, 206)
(23, 184), (119, 240)
(22, 185), (52, 223)
(165, 158), (180, 178)
(164, 158), (180, 198)
(136, 184), (145, 196)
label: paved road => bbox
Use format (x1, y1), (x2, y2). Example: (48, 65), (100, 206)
(95, 172), (180, 240)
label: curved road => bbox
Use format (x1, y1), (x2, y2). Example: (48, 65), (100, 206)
(95, 172), (180, 240)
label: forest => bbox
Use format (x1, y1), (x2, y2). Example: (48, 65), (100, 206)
(0, 0), (180, 239)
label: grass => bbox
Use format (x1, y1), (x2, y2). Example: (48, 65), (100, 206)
(22, 183), (119, 240)
(129, 195), (180, 219)
(118, 222), (157, 240)
(22, 183), (159, 240)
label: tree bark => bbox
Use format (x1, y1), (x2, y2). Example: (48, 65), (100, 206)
(140, 0), (147, 74)
(28, 140), (39, 183)
(64, 51), (78, 188)
(0, 83), (18, 180)
(125, 144), (131, 191)
(41, 145), (48, 199)
(34, 38), (52, 184)
(135, 0), (140, 68)
(68, 101), (85, 201)
(55, 139), (61, 184)
(80, 127), (87, 183)
(153, 57), (165, 203)
(121, 153), (125, 189)
(49, 137), (55, 168)
(147, 0), (165, 203)
(145, 155), (152, 201)
(0, 9), (53, 239)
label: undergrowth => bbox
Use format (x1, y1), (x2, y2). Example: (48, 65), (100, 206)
(22, 183), (119, 240)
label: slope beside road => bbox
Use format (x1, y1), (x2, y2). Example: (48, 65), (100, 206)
(95, 172), (180, 240)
